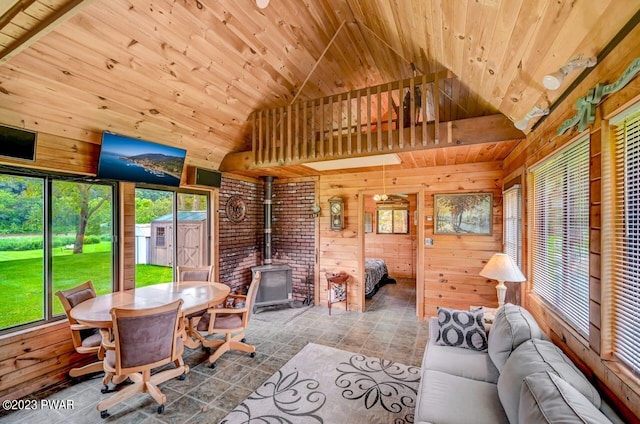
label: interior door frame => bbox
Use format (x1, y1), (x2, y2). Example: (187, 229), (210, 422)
(357, 186), (425, 320)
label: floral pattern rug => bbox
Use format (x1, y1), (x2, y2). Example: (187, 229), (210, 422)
(221, 343), (420, 424)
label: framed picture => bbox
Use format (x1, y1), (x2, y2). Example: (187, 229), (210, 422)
(434, 193), (492, 235)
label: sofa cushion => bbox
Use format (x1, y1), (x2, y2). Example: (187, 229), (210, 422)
(519, 371), (612, 424)
(415, 369), (509, 424)
(427, 318), (499, 383)
(498, 339), (601, 424)
(488, 303), (543, 371)
(435, 306), (488, 352)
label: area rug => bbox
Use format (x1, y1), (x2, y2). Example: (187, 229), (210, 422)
(251, 303), (313, 325)
(221, 343), (420, 423)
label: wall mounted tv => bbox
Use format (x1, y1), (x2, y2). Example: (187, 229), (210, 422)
(97, 132), (187, 187)
(0, 124), (37, 162)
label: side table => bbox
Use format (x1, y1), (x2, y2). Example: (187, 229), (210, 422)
(326, 272), (349, 315)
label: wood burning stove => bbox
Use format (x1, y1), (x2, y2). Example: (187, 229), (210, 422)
(251, 264), (293, 308)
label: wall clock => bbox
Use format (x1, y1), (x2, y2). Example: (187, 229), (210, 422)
(226, 195), (247, 223)
(328, 197), (344, 231)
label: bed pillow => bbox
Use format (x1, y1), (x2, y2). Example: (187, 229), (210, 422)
(519, 371), (612, 424)
(435, 306), (488, 352)
(488, 303), (543, 371)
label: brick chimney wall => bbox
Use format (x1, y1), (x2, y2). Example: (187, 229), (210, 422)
(271, 180), (316, 303)
(218, 177), (263, 294)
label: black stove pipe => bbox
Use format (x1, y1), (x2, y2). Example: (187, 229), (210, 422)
(263, 176), (274, 265)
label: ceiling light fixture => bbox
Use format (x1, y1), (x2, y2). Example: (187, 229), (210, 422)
(514, 105), (550, 131)
(373, 159), (388, 202)
(542, 56), (597, 90)
(256, 0), (270, 8)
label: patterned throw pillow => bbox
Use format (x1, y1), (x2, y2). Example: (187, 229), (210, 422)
(435, 306), (488, 352)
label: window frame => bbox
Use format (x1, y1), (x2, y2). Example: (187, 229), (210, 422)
(0, 167), (118, 335)
(376, 203), (410, 234)
(603, 103), (640, 377)
(134, 186), (211, 286)
(503, 183), (522, 268)
(528, 135), (591, 338)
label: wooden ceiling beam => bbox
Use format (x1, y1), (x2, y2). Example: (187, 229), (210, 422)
(0, 1), (39, 30)
(220, 113), (523, 172)
(0, 0), (97, 66)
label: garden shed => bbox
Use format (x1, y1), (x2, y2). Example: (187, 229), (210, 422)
(150, 211), (207, 267)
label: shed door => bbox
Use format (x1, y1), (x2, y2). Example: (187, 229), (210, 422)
(178, 223), (201, 267)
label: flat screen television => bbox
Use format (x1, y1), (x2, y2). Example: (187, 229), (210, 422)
(0, 124), (37, 162)
(97, 132), (187, 187)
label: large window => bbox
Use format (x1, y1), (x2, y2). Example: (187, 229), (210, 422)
(607, 106), (640, 376)
(503, 184), (522, 267)
(0, 172), (115, 331)
(134, 188), (209, 287)
(529, 137), (590, 336)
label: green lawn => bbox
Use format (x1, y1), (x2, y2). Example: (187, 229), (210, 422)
(0, 245), (172, 329)
(0, 241), (111, 261)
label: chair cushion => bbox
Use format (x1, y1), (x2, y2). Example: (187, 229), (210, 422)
(488, 303), (543, 371)
(180, 270), (210, 281)
(66, 288), (95, 308)
(106, 337), (183, 369)
(498, 338), (601, 424)
(105, 349), (115, 369)
(80, 329), (102, 348)
(435, 306), (488, 352)
(196, 313), (243, 331)
(116, 309), (178, 368)
(519, 371), (612, 424)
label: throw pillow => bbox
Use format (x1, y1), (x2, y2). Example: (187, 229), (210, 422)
(435, 306), (488, 352)
(519, 371), (612, 424)
(498, 338), (602, 424)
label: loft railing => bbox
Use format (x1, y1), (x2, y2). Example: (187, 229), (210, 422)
(250, 71), (453, 166)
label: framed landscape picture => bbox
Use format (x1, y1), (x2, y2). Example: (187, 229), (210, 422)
(434, 193), (492, 235)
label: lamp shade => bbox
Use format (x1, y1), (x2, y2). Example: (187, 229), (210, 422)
(479, 253), (526, 282)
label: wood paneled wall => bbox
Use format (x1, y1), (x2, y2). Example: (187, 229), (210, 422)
(318, 161), (503, 316)
(503, 23), (640, 422)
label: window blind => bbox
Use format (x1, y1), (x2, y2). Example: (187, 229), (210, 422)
(504, 185), (522, 268)
(530, 137), (590, 336)
(611, 107), (640, 375)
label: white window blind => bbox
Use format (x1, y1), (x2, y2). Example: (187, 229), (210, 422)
(610, 107), (640, 376)
(504, 185), (522, 268)
(530, 137), (590, 336)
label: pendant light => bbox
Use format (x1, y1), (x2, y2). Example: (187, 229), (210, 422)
(373, 160), (388, 202)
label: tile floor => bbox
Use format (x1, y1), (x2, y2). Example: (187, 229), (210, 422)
(0, 278), (430, 424)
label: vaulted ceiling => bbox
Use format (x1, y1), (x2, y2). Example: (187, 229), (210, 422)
(0, 0), (638, 176)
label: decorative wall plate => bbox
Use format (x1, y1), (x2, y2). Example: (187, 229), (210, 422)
(226, 195), (247, 223)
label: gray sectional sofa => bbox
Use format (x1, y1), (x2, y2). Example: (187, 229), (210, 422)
(414, 303), (623, 424)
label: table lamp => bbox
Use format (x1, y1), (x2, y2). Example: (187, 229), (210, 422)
(479, 253), (526, 307)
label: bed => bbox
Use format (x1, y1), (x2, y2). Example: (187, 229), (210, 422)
(365, 258), (395, 298)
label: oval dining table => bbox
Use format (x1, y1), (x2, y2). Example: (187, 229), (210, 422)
(70, 281), (230, 330)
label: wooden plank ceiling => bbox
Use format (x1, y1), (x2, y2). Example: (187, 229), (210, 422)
(0, 0), (637, 177)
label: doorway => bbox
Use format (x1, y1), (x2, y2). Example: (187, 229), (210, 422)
(358, 188), (425, 319)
